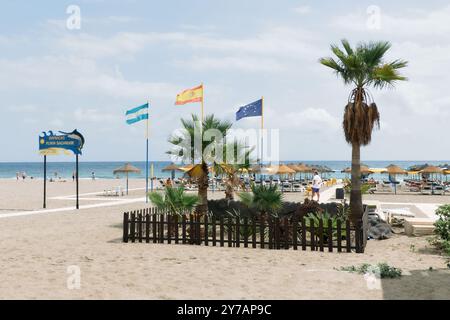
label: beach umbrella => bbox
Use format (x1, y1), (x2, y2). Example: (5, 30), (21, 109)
(341, 165), (373, 174)
(178, 164), (195, 173)
(296, 163), (313, 180)
(162, 163), (181, 180)
(264, 164), (296, 176)
(420, 166), (444, 194)
(113, 163), (141, 195)
(382, 165), (407, 194)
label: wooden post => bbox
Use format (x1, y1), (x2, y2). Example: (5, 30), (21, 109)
(227, 217), (232, 247)
(328, 218), (333, 252)
(259, 215), (265, 249)
(212, 218), (217, 246)
(301, 217), (306, 251)
(138, 212), (143, 243)
(175, 215), (179, 244)
(337, 219), (342, 252)
(310, 218), (315, 251)
(130, 212), (136, 243)
(159, 213), (164, 243)
(275, 218), (280, 250)
(236, 217), (240, 248)
(167, 215), (172, 244)
(204, 215), (209, 246)
(145, 212), (150, 243)
(182, 215), (187, 244)
(318, 218), (324, 252)
(268, 217), (273, 249)
(293, 216), (298, 250)
(243, 217), (248, 248)
(152, 208), (157, 243)
(123, 212), (129, 243)
(346, 220), (351, 252)
(220, 216), (224, 247)
(252, 216), (257, 249)
(284, 217), (289, 250)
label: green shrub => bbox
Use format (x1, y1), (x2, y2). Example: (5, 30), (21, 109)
(339, 263), (402, 278)
(435, 204), (450, 241)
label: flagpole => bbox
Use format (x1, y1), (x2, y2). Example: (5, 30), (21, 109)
(261, 96), (264, 165)
(201, 83), (204, 121)
(145, 101), (149, 203)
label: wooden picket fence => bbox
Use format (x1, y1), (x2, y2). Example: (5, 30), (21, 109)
(123, 208), (368, 253)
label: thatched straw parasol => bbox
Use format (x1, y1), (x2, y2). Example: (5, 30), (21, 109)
(162, 163), (181, 180)
(341, 165), (373, 174)
(382, 165), (407, 194)
(113, 163), (141, 195)
(420, 166), (443, 174)
(264, 164), (296, 176)
(383, 164), (407, 175)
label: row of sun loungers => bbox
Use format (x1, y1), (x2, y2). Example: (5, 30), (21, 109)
(103, 186), (125, 197)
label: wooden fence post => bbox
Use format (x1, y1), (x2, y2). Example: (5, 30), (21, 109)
(123, 212), (129, 243)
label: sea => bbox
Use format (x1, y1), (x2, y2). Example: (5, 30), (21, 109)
(1, 161), (449, 181)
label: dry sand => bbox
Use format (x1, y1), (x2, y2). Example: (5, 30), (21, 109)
(0, 179), (449, 300)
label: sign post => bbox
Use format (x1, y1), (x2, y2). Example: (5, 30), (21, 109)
(39, 130), (85, 210)
(43, 155), (47, 209)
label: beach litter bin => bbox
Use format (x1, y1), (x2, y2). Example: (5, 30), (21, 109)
(336, 188), (345, 200)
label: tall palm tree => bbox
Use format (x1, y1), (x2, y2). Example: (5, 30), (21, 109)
(167, 114), (232, 214)
(320, 40), (407, 223)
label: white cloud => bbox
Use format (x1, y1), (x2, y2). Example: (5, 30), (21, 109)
(293, 5), (311, 15)
(277, 108), (340, 132)
(332, 5), (450, 39)
(73, 108), (120, 123)
(0, 55), (179, 100)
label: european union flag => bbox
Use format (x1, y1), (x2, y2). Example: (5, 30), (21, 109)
(236, 99), (263, 121)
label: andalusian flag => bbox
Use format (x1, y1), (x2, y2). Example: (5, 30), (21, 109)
(175, 84), (203, 105)
(126, 103), (149, 125)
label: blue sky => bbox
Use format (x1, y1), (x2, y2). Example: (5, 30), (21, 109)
(1, 0), (450, 162)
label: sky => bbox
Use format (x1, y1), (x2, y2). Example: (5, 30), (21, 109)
(1, 0), (450, 162)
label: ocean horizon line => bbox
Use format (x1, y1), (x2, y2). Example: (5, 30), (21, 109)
(2, 159), (450, 164)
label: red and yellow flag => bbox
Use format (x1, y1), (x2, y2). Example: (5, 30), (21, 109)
(175, 84), (203, 105)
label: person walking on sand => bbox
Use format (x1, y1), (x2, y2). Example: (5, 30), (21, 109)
(72, 172), (75, 182)
(311, 171), (322, 202)
(91, 172), (95, 180)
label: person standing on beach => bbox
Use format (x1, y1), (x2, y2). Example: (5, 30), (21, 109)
(72, 172), (75, 182)
(311, 171), (322, 202)
(16, 172), (19, 181)
(91, 172), (96, 180)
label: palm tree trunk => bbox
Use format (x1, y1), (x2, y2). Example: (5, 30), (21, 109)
(350, 142), (363, 224)
(225, 184), (234, 201)
(196, 162), (209, 215)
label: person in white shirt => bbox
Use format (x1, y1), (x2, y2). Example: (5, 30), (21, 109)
(311, 171), (323, 202)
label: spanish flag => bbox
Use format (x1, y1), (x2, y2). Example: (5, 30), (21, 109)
(175, 84), (203, 105)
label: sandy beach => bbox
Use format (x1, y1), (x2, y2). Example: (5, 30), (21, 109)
(0, 178), (449, 300)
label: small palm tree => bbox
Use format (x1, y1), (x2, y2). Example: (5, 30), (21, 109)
(213, 141), (254, 201)
(239, 184), (283, 217)
(148, 186), (199, 216)
(167, 114), (232, 214)
(320, 40), (407, 223)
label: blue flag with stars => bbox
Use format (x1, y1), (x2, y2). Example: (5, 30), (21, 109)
(236, 99), (262, 121)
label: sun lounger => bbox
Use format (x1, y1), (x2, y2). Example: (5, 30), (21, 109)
(282, 182), (292, 192)
(421, 186), (432, 195)
(433, 186), (445, 195)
